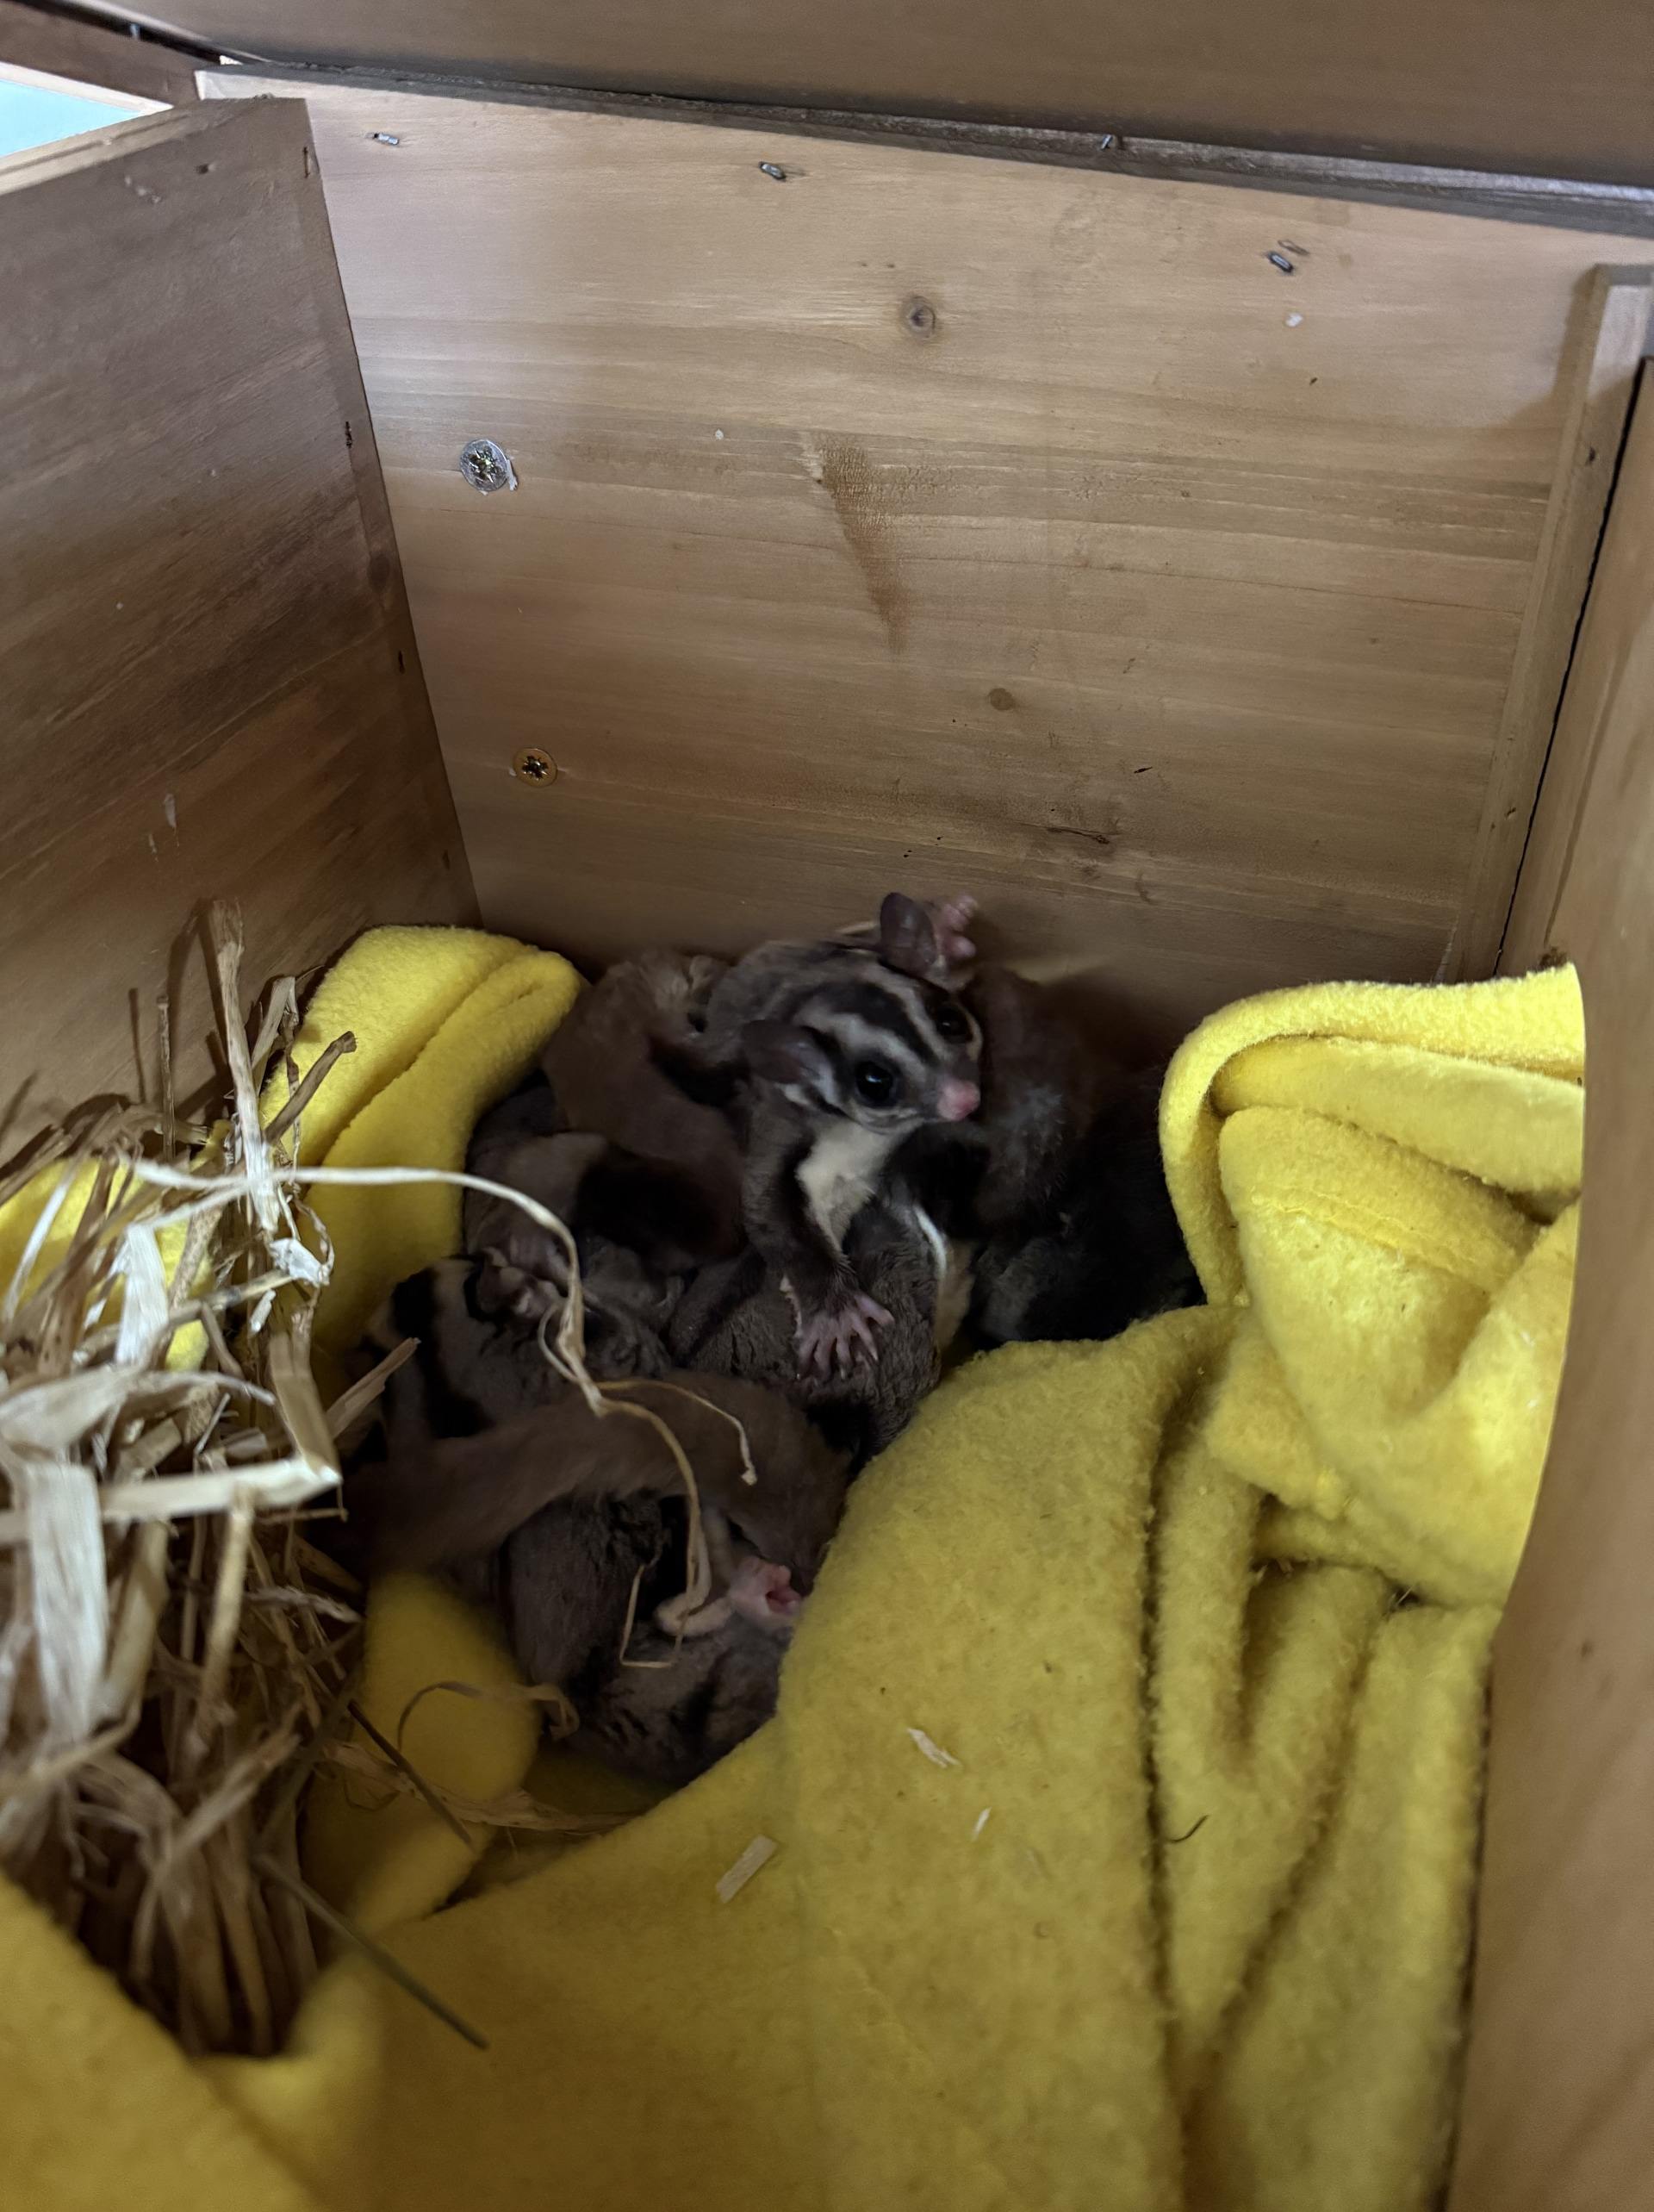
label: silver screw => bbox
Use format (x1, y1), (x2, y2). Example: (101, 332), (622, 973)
(459, 438), (519, 495)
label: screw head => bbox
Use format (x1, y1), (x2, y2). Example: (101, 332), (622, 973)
(460, 437), (519, 494)
(513, 748), (557, 787)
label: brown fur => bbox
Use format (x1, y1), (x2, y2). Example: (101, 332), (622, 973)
(351, 1368), (848, 1784)
(668, 1198), (943, 1467)
(964, 964), (1129, 1231)
(571, 1609), (790, 1787)
(540, 950), (744, 1258)
(358, 1258), (675, 1480)
(903, 965), (1194, 1345)
(348, 1368), (849, 1585)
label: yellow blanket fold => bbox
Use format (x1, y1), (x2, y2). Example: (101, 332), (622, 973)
(275, 925), (582, 1367)
(0, 937), (1580, 2212)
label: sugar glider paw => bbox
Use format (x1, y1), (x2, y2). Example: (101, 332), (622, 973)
(930, 892), (979, 972)
(476, 1246), (568, 1326)
(796, 1291), (893, 1378)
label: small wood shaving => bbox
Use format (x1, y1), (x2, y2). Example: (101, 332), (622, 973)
(716, 1834), (778, 1904)
(972, 1807), (992, 1838)
(907, 1727), (961, 1769)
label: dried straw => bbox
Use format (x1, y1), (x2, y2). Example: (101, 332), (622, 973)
(0, 909), (364, 2053)
(0, 905), (635, 2057)
(0, 903), (742, 2057)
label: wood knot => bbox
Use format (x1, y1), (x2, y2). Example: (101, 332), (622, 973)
(900, 296), (938, 340)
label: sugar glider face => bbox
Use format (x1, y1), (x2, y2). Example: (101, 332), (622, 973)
(743, 966), (983, 1135)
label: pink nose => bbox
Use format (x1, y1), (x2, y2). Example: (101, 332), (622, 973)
(937, 1079), (981, 1123)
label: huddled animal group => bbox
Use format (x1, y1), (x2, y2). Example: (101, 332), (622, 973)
(343, 894), (1196, 1788)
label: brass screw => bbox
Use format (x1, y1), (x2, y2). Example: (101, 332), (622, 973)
(513, 748), (557, 787)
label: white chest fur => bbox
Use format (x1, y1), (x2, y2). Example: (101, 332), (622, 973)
(796, 1119), (904, 1246)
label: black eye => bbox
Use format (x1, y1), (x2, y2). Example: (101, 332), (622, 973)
(853, 1059), (900, 1106)
(932, 1002), (970, 1043)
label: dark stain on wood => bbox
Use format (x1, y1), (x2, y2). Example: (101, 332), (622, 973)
(811, 433), (910, 651)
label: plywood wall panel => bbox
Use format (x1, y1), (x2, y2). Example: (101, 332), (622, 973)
(208, 80), (1648, 1037)
(0, 0), (196, 105)
(141, 0), (1654, 186)
(0, 99), (473, 1125)
(1453, 389), (1654, 2212)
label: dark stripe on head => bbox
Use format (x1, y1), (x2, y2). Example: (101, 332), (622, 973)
(782, 1025), (861, 1118)
(768, 944), (886, 1024)
(808, 977), (936, 1065)
(916, 975), (979, 1040)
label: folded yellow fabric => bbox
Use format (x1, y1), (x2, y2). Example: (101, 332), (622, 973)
(270, 923), (582, 1372)
(1169, 967), (1582, 1605)
(0, 943), (1580, 2212)
(277, 926), (583, 1915)
(1162, 964), (1584, 1305)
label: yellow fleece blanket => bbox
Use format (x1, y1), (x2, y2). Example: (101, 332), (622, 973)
(0, 932), (1583, 2212)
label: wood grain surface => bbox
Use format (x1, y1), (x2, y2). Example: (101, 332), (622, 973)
(114, 0), (1654, 185)
(0, 97), (473, 1131)
(1452, 389), (1654, 2212)
(0, 0), (198, 107)
(1502, 357), (1654, 973)
(206, 78), (1648, 1039)
(1456, 270), (1653, 973)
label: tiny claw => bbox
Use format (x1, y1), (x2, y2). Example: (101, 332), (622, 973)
(476, 1249), (566, 1324)
(796, 1292), (893, 1377)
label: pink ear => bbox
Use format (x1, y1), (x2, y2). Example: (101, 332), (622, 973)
(743, 1019), (833, 1090)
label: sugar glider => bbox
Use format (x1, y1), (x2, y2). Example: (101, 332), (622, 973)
(464, 946), (742, 1286)
(666, 1193), (948, 1469)
(569, 1554), (800, 1787)
(680, 892), (983, 1376)
(897, 962), (1198, 1344)
(346, 1364), (849, 1728)
(469, 896), (984, 1380)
